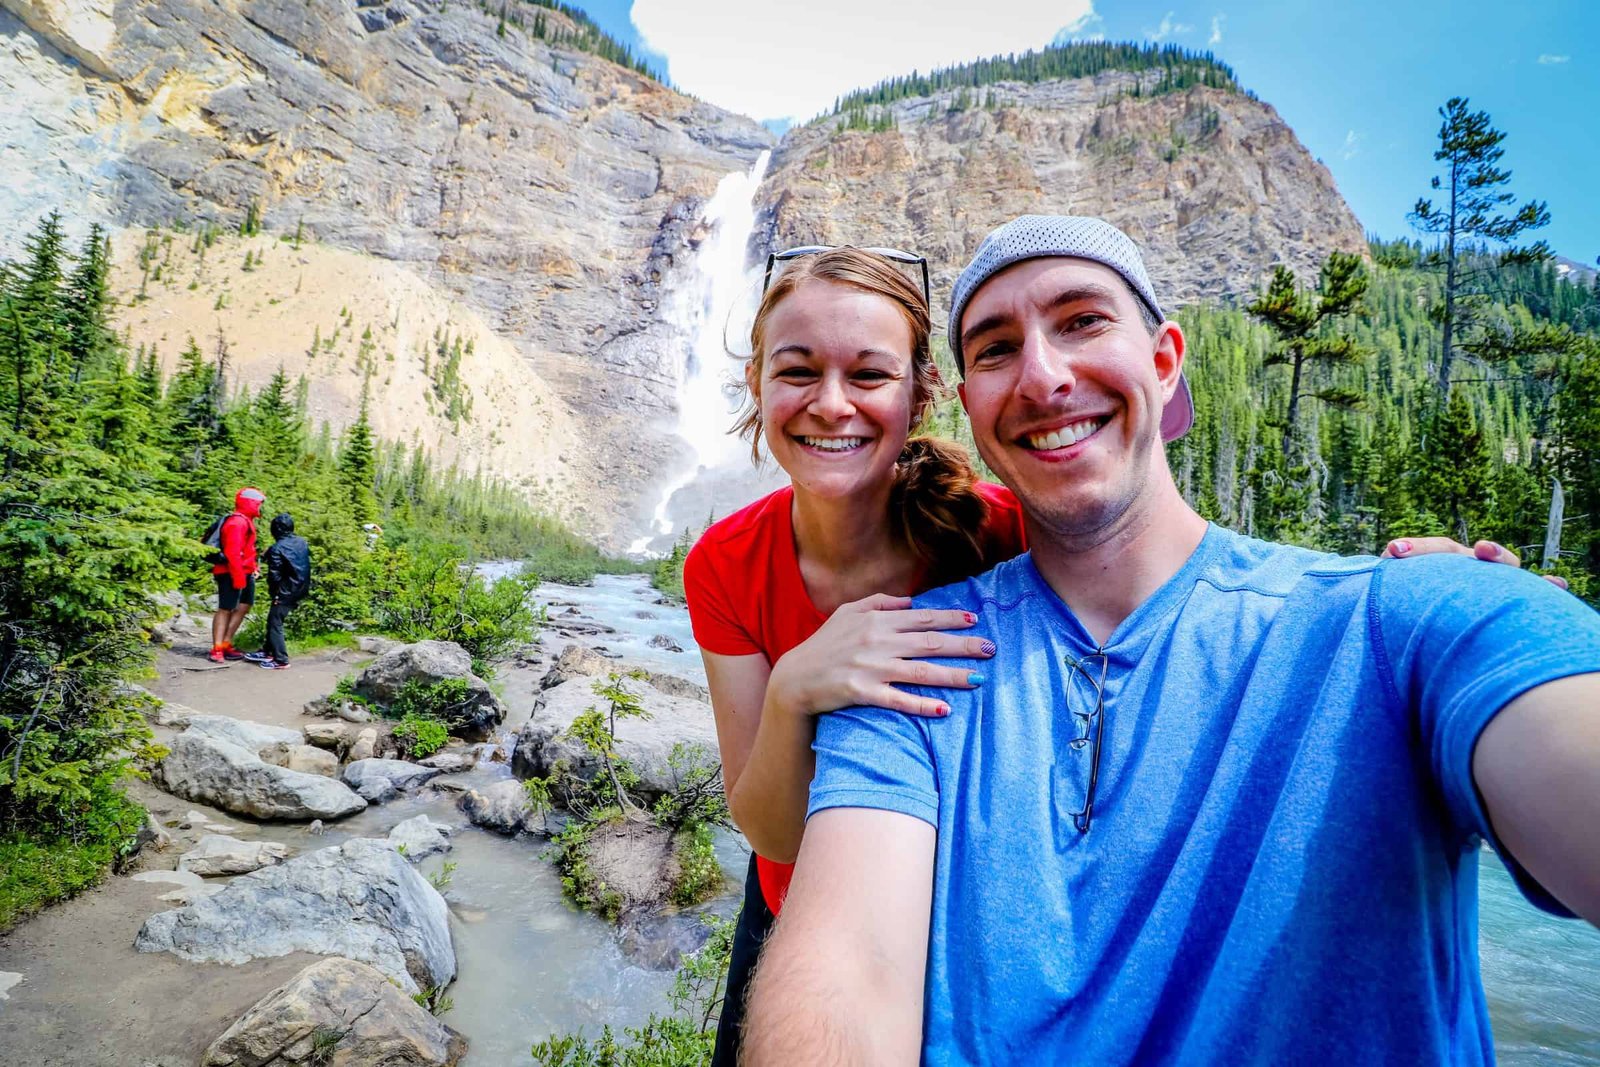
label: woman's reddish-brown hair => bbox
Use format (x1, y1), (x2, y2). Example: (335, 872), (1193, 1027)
(734, 247), (994, 585)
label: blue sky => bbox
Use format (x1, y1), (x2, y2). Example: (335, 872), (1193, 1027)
(569, 1), (1595, 264)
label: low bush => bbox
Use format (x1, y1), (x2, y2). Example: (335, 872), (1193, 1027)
(0, 787), (146, 930)
(370, 543), (540, 669)
(393, 713), (448, 758)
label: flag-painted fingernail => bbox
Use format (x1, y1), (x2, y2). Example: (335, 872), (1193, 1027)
(967, 672), (985, 687)
(963, 612), (976, 625)
(934, 704), (950, 717)
(1392, 540), (1412, 555)
(979, 640), (997, 656)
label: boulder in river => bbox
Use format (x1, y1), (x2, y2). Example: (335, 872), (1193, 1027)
(513, 676), (720, 802)
(356, 641), (505, 741)
(458, 779), (535, 836)
(135, 837), (455, 995)
(539, 642), (708, 703)
(156, 733), (367, 821)
(388, 815), (453, 861)
(201, 957), (467, 1067)
(344, 758), (442, 796)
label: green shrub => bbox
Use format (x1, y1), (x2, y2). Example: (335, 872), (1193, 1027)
(370, 544), (540, 667)
(387, 677), (472, 724)
(0, 786), (146, 930)
(669, 822), (721, 907)
(394, 713), (448, 758)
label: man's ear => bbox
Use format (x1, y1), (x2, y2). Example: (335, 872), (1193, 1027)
(1152, 321), (1186, 403)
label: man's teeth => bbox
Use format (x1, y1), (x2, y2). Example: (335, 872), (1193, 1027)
(1026, 417), (1107, 451)
(800, 436), (866, 452)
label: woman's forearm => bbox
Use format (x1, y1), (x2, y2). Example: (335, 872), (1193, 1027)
(729, 686), (819, 864)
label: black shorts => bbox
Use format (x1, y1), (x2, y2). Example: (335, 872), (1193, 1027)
(215, 573), (256, 611)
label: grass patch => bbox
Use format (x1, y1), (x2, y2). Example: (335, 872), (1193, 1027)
(0, 792), (146, 931)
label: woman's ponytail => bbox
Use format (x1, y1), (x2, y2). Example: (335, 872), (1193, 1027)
(888, 436), (993, 588)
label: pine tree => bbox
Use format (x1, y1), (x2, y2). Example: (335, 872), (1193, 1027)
(1410, 97), (1551, 391)
(1246, 251), (1369, 456)
(339, 388), (379, 525)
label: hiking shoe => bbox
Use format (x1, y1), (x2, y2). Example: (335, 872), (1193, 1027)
(242, 650), (271, 662)
(207, 648), (226, 664)
(222, 648), (248, 661)
(259, 659), (290, 671)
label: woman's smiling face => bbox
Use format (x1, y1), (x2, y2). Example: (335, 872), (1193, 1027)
(754, 278), (918, 501)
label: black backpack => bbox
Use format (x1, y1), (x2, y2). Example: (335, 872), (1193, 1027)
(200, 514), (230, 566)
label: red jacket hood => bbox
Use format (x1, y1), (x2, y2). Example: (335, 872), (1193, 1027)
(235, 488), (265, 519)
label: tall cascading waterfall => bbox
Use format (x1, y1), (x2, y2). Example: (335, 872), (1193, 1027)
(629, 150), (772, 555)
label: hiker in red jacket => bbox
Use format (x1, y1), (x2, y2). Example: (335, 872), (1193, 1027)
(209, 487), (265, 663)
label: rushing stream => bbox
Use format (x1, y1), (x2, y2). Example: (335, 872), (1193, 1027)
(248, 572), (1595, 1063)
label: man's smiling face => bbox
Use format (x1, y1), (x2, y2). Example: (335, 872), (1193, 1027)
(956, 256), (1186, 540)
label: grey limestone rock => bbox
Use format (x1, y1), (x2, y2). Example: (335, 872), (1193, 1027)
(201, 957), (467, 1066)
(156, 733), (368, 821)
(357, 641), (505, 741)
(457, 779), (531, 836)
(183, 715), (303, 756)
(135, 838), (456, 994)
(177, 834), (291, 876)
(343, 758), (443, 794)
(387, 815), (452, 861)
(512, 676), (719, 801)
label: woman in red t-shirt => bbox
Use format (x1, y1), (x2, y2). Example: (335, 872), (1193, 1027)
(684, 247), (1027, 1065)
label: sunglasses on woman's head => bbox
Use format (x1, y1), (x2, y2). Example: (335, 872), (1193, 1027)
(762, 245), (931, 305)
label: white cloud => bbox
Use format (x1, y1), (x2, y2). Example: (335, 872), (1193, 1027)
(1055, 10), (1105, 43)
(1341, 130), (1361, 160)
(630, 0), (1096, 123)
(1146, 10), (1195, 42)
(1537, 54), (1570, 64)
(1209, 13), (1225, 46)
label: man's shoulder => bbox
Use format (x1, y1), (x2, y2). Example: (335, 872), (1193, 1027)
(1197, 527), (1377, 600)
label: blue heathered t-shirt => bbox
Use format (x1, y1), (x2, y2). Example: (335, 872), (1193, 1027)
(808, 525), (1600, 1065)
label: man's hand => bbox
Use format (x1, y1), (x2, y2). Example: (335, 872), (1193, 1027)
(743, 808), (935, 1066)
(1474, 673), (1600, 924)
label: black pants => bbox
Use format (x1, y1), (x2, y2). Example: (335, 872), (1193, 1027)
(264, 599), (294, 664)
(712, 854), (776, 1066)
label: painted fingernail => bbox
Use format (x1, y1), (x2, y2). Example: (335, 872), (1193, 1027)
(1480, 541), (1501, 556)
(979, 639), (997, 656)
(1392, 540), (1412, 555)
(934, 704), (950, 717)
(967, 672), (985, 687)
(963, 612), (976, 625)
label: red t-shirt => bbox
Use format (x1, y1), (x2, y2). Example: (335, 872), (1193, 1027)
(683, 481), (1027, 914)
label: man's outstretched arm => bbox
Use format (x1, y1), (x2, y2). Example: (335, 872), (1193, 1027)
(742, 807), (936, 1066)
(1474, 673), (1600, 924)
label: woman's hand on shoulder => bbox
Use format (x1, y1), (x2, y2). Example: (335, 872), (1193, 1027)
(767, 593), (996, 721)
(1381, 536), (1569, 590)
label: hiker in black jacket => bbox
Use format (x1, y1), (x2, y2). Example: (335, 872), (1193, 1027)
(250, 514), (312, 670)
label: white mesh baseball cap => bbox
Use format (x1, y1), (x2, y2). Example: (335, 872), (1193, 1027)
(948, 215), (1194, 442)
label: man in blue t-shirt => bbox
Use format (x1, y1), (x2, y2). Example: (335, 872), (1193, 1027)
(743, 216), (1600, 1065)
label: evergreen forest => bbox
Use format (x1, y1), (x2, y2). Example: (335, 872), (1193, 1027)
(0, 213), (630, 925)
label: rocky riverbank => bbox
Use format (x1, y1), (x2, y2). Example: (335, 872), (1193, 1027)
(0, 577), (736, 1066)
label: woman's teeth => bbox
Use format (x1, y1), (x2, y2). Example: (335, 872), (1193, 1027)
(1026, 416), (1107, 451)
(799, 436), (866, 452)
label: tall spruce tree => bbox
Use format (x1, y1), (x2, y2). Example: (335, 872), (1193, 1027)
(1246, 251), (1369, 455)
(1410, 97), (1551, 391)
(339, 388), (379, 525)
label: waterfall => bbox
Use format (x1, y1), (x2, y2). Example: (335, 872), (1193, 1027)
(629, 150), (771, 555)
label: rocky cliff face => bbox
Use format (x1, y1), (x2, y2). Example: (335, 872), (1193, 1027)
(759, 75), (1367, 325)
(3, 4), (1368, 547)
(2, 0), (771, 540)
